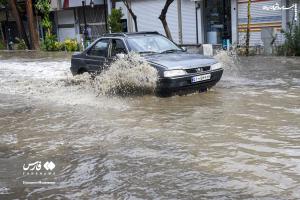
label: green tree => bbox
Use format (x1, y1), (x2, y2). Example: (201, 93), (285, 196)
(0, 0), (7, 6)
(35, 0), (52, 35)
(35, 0), (56, 51)
(108, 8), (124, 33)
(281, 23), (300, 56)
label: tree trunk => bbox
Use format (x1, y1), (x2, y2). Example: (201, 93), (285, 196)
(25, 0), (39, 50)
(122, 0), (138, 32)
(245, 0), (251, 56)
(9, 0), (30, 49)
(159, 0), (174, 40)
(0, 25), (4, 42)
(132, 15), (138, 32)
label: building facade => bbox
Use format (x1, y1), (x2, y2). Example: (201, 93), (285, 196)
(51, 0), (108, 42)
(0, 0), (299, 47)
(116, 0), (299, 46)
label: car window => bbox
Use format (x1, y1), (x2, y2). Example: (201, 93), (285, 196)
(110, 39), (127, 57)
(88, 39), (109, 57)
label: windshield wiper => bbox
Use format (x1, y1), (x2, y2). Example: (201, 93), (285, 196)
(160, 49), (182, 54)
(139, 51), (158, 54)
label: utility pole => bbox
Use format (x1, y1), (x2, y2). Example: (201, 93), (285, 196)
(245, 0), (251, 56)
(82, 0), (88, 42)
(177, 0), (183, 44)
(104, 0), (108, 32)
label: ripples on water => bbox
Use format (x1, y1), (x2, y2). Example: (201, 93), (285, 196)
(0, 52), (300, 199)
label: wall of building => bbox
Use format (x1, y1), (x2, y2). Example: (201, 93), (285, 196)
(116, 0), (199, 44)
(54, 4), (107, 42)
(287, 0), (300, 25)
(237, 0), (285, 46)
(231, 0), (238, 44)
(56, 10), (77, 41)
(68, 0), (104, 7)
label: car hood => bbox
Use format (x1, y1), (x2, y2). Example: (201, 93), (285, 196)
(144, 52), (217, 70)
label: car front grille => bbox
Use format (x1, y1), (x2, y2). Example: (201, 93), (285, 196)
(185, 66), (211, 74)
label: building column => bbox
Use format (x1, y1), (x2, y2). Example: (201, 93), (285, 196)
(196, 1), (204, 44)
(107, 0), (112, 15)
(281, 0), (287, 31)
(177, 0), (183, 44)
(231, 0), (238, 45)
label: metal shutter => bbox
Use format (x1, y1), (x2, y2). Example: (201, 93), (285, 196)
(238, 0), (283, 46)
(182, 1), (197, 44)
(131, 0), (179, 43)
(130, 0), (196, 44)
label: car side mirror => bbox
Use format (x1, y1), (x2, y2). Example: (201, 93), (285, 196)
(181, 46), (187, 52)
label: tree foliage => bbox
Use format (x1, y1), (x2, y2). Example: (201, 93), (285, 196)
(35, 0), (52, 34)
(35, 0), (51, 13)
(280, 23), (300, 56)
(108, 8), (124, 33)
(0, 0), (7, 6)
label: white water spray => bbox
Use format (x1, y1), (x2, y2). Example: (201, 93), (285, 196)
(214, 50), (240, 74)
(92, 52), (158, 96)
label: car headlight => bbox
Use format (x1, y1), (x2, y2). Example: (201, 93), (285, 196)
(210, 63), (222, 71)
(164, 70), (187, 77)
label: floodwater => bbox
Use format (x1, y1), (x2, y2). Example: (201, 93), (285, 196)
(0, 52), (300, 199)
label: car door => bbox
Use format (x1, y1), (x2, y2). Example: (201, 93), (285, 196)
(84, 38), (110, 73)
(108, 38), (128, 63)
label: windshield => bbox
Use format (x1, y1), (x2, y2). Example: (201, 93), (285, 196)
(127, 35), (182, 54)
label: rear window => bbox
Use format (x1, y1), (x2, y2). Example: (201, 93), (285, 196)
(127, 35), (180, 53)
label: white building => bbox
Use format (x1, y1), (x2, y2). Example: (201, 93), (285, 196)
(1, 0), (298, 47)
(51, 0), (109, 42)
(116, 0), (299, 46)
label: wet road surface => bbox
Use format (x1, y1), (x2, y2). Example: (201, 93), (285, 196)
(0, 53), (300, 199)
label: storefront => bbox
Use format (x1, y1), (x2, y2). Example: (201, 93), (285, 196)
(202, 0), (232, 46)
(52, 0), (107, 42)
(117, 0), (235, 46)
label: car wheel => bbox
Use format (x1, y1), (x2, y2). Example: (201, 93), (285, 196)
(77, 68), (88, 74)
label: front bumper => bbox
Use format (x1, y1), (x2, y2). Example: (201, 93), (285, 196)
(156, 68), (223, 95)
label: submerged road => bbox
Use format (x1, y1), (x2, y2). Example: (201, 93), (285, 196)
(0, 53), (300, 199)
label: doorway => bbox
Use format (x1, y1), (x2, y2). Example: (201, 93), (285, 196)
(203, 0), (232, 45)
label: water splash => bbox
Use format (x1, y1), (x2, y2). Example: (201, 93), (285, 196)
(214, 50), (240, 74)
(61, 72), (92, 88)
(92, 53), (158, 96)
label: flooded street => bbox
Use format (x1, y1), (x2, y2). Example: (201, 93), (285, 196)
(0, 53), (300, 199)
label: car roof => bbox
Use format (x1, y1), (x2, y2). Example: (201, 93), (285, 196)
(102, 31), (161, 38)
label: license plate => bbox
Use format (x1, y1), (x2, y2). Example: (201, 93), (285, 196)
(191, 74), (211, 83)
